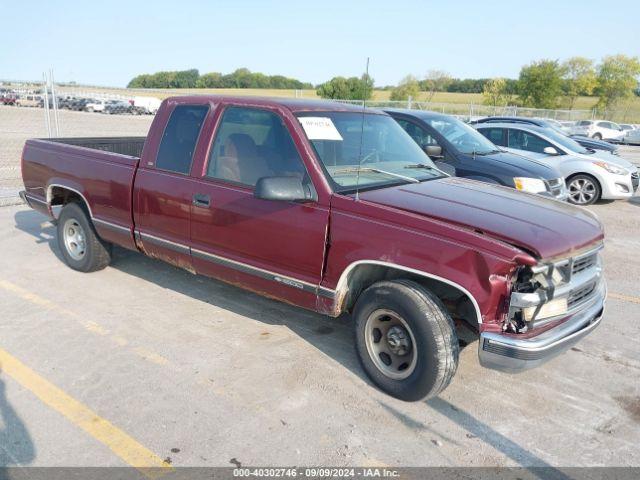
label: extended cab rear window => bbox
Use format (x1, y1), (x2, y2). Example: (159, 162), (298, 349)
(156, 105), (209, 174)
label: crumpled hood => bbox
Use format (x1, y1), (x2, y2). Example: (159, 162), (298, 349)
(358, 177), (604, 260)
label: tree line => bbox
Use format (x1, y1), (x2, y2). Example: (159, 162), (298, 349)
(127, 55), (640, 114)
(127, 68), (313, 90)
(385, 55), (640, 113)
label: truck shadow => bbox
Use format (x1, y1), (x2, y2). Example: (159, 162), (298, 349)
(0, 364), (36, 474)
(424, 398), (572, 479)
(14, 209), (561, 471)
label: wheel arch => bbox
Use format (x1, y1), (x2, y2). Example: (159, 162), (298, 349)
(47, 183), (93, 219)
(333, 260), (482, 326)
(565, 172), (603, 203)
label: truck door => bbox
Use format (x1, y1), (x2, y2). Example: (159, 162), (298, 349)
(188, 104), (330, 311)
(133, 101), (210, 270)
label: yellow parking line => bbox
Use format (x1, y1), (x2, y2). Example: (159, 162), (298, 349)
(0, 347), (171, 476)
(0, 279), (168, 367)
(609, 292), (640, 305)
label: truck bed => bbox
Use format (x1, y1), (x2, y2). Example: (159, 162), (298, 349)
(21, 136), (143, 250)
(46, 136), (146, 158)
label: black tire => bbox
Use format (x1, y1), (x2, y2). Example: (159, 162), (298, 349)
(57, 202), (112, 272)
(566, 173), (601, 205)
(354, 280), (459, 401)
(592, 133), (602, 140)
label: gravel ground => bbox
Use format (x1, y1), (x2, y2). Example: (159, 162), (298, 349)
(0, 193), (638, 471)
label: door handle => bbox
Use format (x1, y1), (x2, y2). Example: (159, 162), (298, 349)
(192, 193), (211, 208)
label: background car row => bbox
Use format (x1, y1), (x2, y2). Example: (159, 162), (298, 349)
(0, 89), (160, 115)
(388, 109), (639, 206)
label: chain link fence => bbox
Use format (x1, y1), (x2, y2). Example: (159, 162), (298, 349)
(333, 99), (593, 121)
(0, 79), (624, 206)
(1, 80), (157, 205)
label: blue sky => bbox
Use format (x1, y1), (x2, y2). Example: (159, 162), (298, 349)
(2, 0), (639, 87)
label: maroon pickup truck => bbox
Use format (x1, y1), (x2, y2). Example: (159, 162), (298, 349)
(20, 96), (606, 400)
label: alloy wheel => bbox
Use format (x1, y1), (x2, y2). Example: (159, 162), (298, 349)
(568, 177), (597, 205)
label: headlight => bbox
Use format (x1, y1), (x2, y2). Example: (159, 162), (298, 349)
(514, 177), (547, 193)
(593, 161), (626, 175)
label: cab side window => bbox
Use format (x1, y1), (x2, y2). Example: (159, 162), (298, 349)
(207, 107), (307, 187)
(479, 128), (506, 146)
(396, 119), (439, 147)
(507, 129), (553, 154)
(156, 105), (209, 174)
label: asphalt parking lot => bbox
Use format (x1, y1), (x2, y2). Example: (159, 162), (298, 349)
(1, 105), (640, 474)
(0, 194), (639, 472)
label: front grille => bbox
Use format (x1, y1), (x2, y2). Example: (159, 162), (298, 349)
(568, 282), (596, 308)
(572, 253), (597, 275)
(632, 172), (639, 191)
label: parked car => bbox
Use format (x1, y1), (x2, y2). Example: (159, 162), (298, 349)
(68, 97), (95, 111)
(622, 128), (640, 145)
(385, 109), (567, 200)
(571, 120), (626, 142)
(542, 118), (572, 134)
(37, 96), (56, 109)
(56, 96), (76, 109)
(475, 123), (639, 205)
(471, 116), (620, 155)
(104, 100), (132, 115)
(21, 96), (606, 401)
(84, 99), (107, 113)
(558, 121), (575, 134)
(131, 96), (161, 115)
(620, 124), (636, 132)
(17, 94), (41, 108)
(0, 92), (17, 105)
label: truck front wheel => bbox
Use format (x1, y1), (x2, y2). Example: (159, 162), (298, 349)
(57, 202), (112, 272)
(354, 280), (459, 401)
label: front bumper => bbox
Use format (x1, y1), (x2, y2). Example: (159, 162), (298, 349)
(478, 280), (606, 372)
(600, 171), (639, 199)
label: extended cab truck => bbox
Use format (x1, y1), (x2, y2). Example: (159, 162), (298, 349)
(21, 96), (606, 401)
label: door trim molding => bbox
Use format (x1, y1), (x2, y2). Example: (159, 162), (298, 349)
(136, 230), (334, 299)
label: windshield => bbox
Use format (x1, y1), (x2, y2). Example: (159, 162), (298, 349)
(539, 127), (590, 154)
(424, 116), (498, 155)
(296, 112), (445, 192)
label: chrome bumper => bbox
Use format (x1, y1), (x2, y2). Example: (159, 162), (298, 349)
(479, 281), (606, 372)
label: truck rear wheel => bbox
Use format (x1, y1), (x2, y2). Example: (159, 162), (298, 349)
(354, 280), (459, 401)
(57, 202), (112, 272)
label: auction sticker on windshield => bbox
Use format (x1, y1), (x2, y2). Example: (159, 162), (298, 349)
(298, 117), (343, 141)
